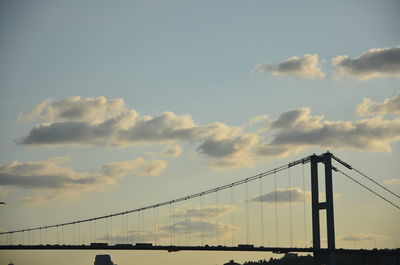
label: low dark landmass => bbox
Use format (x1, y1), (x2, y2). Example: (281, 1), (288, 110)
(226, 252), (400, 265)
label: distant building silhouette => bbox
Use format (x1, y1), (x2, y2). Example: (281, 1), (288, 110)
(94, 254), (116, 265)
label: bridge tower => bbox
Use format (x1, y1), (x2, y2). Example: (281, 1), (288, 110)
(310, 152), (336, 265)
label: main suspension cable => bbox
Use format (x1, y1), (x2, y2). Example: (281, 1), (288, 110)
(0, 155), (310, 236)
(332, 155), (400, 199)
(335, 168), (400, 210)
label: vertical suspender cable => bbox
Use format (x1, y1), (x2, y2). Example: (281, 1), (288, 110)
(155, 207), (159, 245)
(89, 221), (94, 243)
(158, 207), (160, 245)
(105, 219), (107, 244)
(79, 222), (82, 245)
(110, 218), (112, 245)
(169, 203), (172, 245)
(77, 222), (79, 245)
(185, 199), (189, 246)
(94, 220), (96, 244)
(218, 189), (220, 245)
(153, 208), (156, 245)
(201, 194), (204, 246)
(142, 210), (145, 243)
(230, 186), (235, 246)
(126, 214), (128, 244)
(90, 221), (92, 244)
(219, 189), (221, 245)
(187, 199), (191, 246)
(141, 211), (143, 243)
(107, 218), (110, 244)
(274, 170), (279, 247)
(259, 176), (264, 246)
(215, 190), (218, 245)
(121, 215), (124, 244)
(289, 166), (293, 247)
(215, 189), (219, 245)
(245, 180), (250, 244)
(172, 203), (175, 245)
(73, 223), (76, 245)
(138, 211), (141, 243)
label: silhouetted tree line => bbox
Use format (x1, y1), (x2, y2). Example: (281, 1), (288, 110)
(240, 253), (399, 265)
(243, 254), (315, 265)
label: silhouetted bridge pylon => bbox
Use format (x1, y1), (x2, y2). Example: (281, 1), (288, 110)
(1, 152), (400, 265)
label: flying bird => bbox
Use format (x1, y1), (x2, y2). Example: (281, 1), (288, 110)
(0, 202), (5, 205)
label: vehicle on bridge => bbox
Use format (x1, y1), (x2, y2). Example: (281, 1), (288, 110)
(135, 243), (153, 247)
(90, 243), (108, 247)
(114, 244), (133, 247)
(238, 244), (254, 248)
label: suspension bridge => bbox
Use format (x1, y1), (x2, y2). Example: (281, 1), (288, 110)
(1, 152), (399, 265)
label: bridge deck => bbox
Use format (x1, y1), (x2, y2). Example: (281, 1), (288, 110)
(0, 244), (399, 256)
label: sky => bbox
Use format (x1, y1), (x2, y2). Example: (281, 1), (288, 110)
(1, 1), (400, 264)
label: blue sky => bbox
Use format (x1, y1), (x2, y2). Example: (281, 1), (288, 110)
(1, 1), (400, 265)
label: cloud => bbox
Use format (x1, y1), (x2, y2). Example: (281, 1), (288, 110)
(98, 217), (240, 244)
(356, 92), (400, 116)
(270, 107), (323, 131)
(98, 230), (158, 244)
(163, 145), (183, 158)
(18, 97), (226, 146)
(198, 133), (259, 169)
(383, 178), (400, 185)
(246, 115), (269, 126)
(0, 187), (9, 197)
(0, 157), (166, 205)
(340, 233), (390, 242)
(18, 96), (127, 123)
(102, 158), (166, 178)
(332, 45), (400, 80)
(172, 205), (235, 219)
(18, 96), (400, 169)
(161, 218), (240, 238)
(0, 157), (101, 190)
(257, 108), (400, 155)
(251, 188), (310, 205)
(253, 54), (325, 79)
